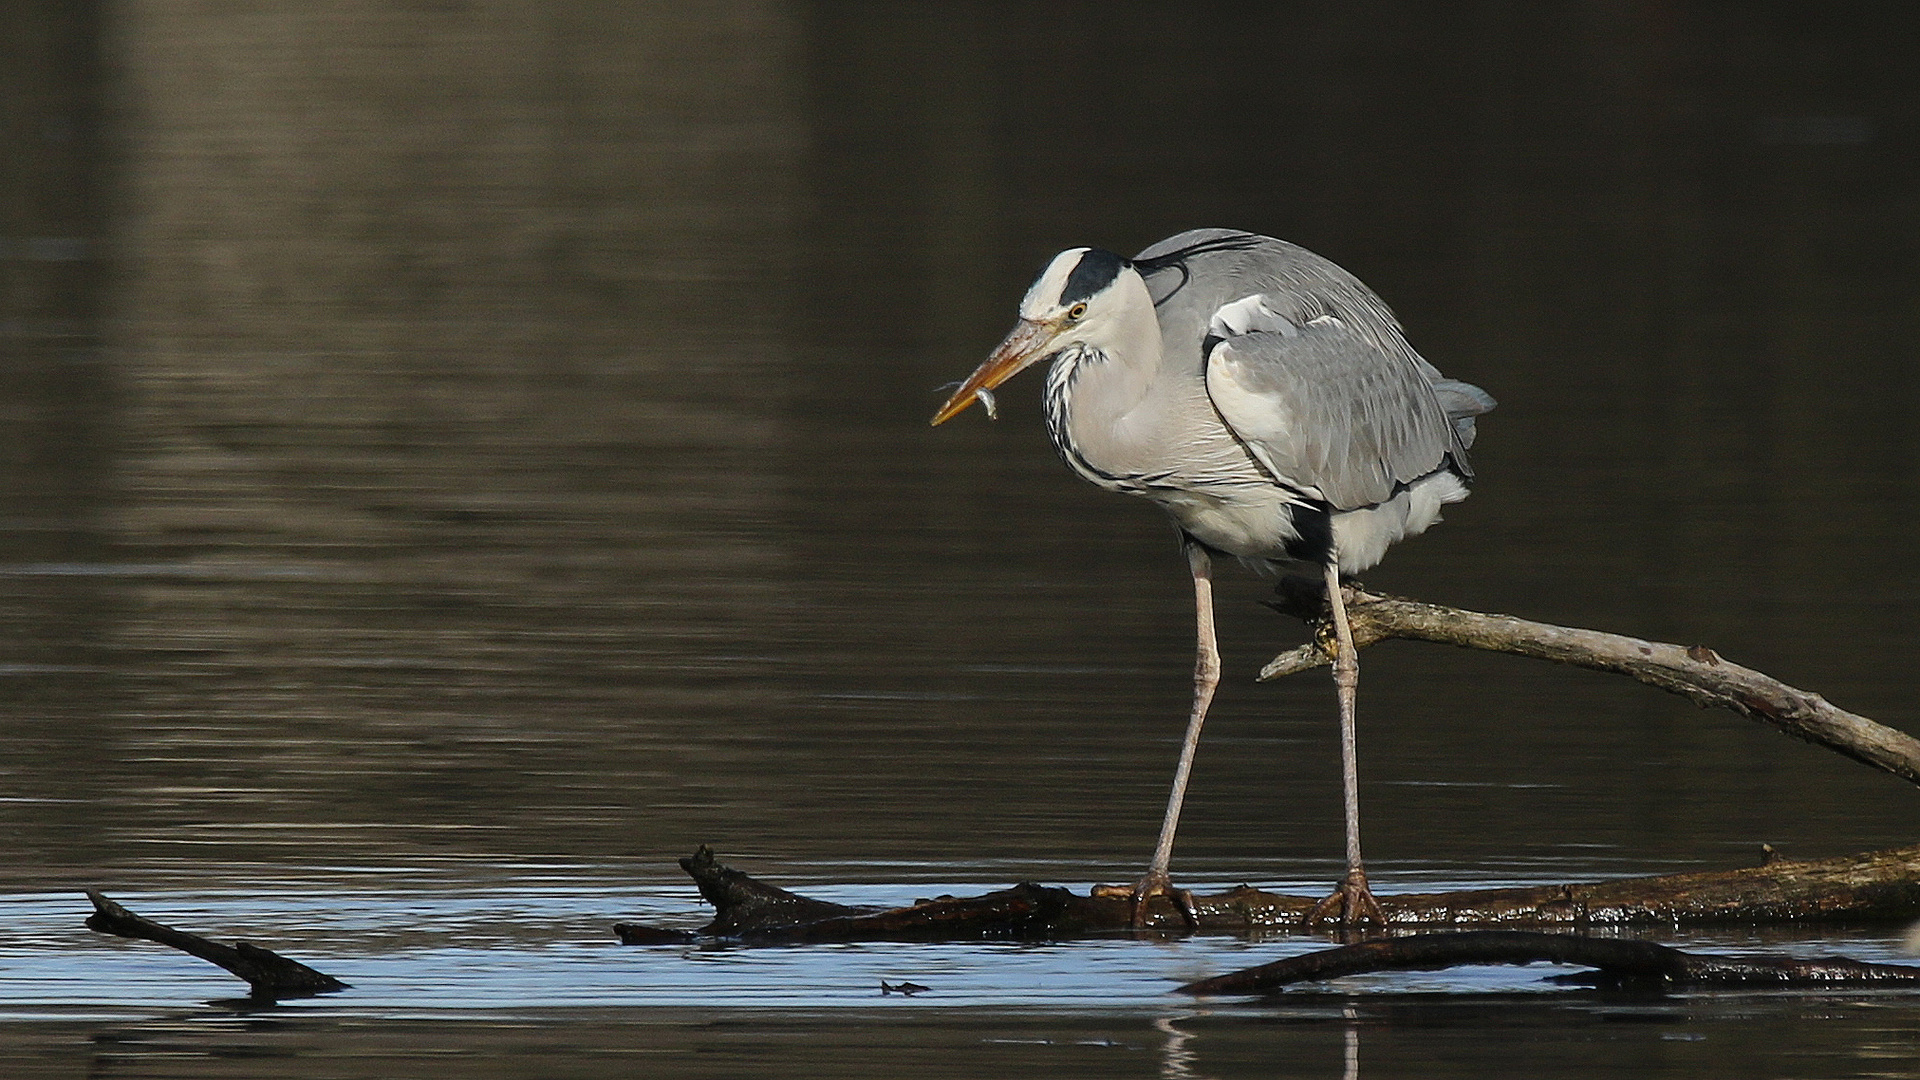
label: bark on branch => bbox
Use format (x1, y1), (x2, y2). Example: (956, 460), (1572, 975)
(1261, 580), (1920, 786)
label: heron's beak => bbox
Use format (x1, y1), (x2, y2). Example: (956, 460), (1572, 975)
(930, 318), (1063, 426)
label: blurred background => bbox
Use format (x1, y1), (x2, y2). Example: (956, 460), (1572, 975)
(3, 1), (1917, 894)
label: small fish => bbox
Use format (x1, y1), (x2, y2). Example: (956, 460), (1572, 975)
(974, 387), (998, 420)
(880, 980), (930, 996)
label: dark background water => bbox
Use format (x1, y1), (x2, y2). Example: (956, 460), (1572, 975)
(4, 2), (1919, 1076)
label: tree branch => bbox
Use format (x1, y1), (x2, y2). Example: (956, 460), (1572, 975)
(1260, 581), (1920, 786)
(1176, 930), (1920, 995)
(84, 890), (349, 1000)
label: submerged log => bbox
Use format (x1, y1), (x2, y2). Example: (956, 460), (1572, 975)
(1262, 580), (1920, 786)
(614, 844), (1920, 943)
(1177, 930), (1920, 995)
(84, 890), (349, 1000)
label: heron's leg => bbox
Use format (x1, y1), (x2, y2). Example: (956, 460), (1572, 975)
(1304, 562), (1385, 929)
(1093, 543), (1213, 928)
(1149, 543), (1221, 879)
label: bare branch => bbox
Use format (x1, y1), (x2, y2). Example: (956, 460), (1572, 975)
(1176, 930), (1920, 995)
(84, 891), (348, 1000)
(1261, 583), (1920, 786)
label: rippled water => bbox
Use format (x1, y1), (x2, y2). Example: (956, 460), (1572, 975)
(9, 881), (1920, 1077)
(5, 2), (1920, 1076)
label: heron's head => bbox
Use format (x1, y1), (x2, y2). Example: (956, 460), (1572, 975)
(931, 246), (1153, 425)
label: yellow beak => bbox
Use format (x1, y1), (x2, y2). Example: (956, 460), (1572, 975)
(930, 318), (1063, 426)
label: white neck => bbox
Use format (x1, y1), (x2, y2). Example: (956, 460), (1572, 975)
(1069, 270), (1164, 410)
(1044, 269), (1168, 480)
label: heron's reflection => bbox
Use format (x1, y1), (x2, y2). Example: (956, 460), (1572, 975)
(1154, 1008), (1361, 1080)
(1343, 1006), (1360, 1080)
(1154, 1015), (1207, 1080)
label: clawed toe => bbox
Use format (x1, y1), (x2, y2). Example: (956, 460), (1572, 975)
(1302, 867), (1386, 930)
(1093, 872), (1199, 930)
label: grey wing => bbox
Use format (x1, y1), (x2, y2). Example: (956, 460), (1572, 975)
(1203, 304), (1458, 510)
(1140, 230), (1494, 475)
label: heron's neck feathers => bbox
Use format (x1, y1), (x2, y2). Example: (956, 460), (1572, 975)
(1066, 270), (1164, 415)
(1043, 269), (1187, 489)
(1114, 269), (1165, 370)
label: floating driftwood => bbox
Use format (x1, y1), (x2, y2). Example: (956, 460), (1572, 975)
(84, 890), (348, 1000)
(614, 844), (1920, 943)
(1177, 930), (1920, 994)
(1262, 579), (1920, 786)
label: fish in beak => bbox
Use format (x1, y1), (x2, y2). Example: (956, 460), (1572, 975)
(929, 318), (1065, 426)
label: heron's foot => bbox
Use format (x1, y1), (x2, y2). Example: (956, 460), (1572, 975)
(1313, 619), (1341, 660)
(1092, 871), (1199, 931)
(1302, 867), (1386, 929)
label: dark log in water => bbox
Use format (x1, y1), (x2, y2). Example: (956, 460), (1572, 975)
(84, 890), (349, 1000)
(614, 844), (1920, 942)
(1177, 930), (1920, 994)
(1262, 580), (1920, 786)
(615, 846), (1116, 943)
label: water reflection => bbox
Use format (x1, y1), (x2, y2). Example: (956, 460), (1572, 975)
(1344, 1009), (1359, 1080)
(1156, 1015), (1209, 1080)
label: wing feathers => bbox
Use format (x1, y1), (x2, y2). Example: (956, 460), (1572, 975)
(1204, 299), (1465, 510)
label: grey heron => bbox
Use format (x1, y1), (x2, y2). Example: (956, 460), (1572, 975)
(930, 229), (1494, 926)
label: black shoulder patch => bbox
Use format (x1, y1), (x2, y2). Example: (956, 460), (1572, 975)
(1059, 249), (1128, 305)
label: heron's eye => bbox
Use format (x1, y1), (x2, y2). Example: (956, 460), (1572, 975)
(1066, 303), (1088, 321)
